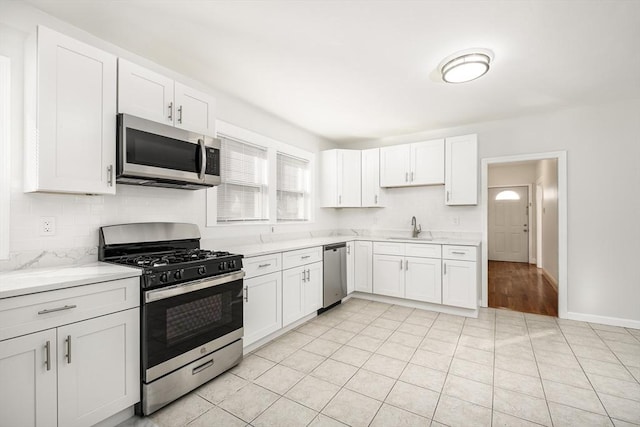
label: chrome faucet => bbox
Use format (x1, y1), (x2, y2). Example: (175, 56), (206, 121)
(411, 216), (422, 238)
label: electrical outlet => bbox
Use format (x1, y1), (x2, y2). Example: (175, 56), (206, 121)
(452, 216), (460, 226)
(271, 226), (275, 233)
(40, 217), (56, 236)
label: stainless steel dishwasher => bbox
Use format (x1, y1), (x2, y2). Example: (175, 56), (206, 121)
(323, 243), (347, 309)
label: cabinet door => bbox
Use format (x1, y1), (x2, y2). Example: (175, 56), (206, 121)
(303, 262), (324, 316)
(244, 272), (282, 346)
(0, 329), (57, 427)
(32, 26), (117, 195)
(380, 145), (410, 187)
(442, 260), (477, 309)
(445, 134), (478, 205)
(174, 81), (216, 136)
(338, 150), (362, 207)
(410, 139), (445, 185)
(354, 241), (373, 293)
(282, 265), (305, 327)
(57, 308), (140, 427)
(118, 58), (174, 125)
(346, 242), (355, 294)
(373, 254), (404, 298)
(405, 256), (442, 304)
(361, 148), (383, 207)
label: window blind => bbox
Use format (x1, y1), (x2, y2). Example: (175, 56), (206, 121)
(217, 135), (269, 223)
(277, 153), (310, 222)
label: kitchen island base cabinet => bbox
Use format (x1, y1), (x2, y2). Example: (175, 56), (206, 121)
(243, 272), (282, 347)
(282, 262), (323, 327)
(442, 260), (477, 309)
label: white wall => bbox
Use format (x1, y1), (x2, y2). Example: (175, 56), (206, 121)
(0, 4), (338, 270)
(341, 99), (640, 324)
(536, 159), (559, 283)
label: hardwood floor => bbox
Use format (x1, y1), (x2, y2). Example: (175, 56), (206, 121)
(488, 261), (558, 317)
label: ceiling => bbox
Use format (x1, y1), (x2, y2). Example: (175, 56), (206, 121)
(25, 0), (640, 143)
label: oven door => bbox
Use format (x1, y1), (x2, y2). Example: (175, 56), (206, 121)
(142, 270), (244, 382)
(117, 114), (221, 187)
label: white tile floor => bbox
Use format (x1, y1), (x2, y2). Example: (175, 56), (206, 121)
(119, 298), (640, 427)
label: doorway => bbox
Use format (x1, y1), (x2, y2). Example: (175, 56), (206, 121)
(481, 152), (567, 318)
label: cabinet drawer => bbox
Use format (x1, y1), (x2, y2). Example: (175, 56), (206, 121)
(282, 246), (322, 270)
(405, 243), (441, 259)
(373, 242), (405, 256)
(0, 277), (139, 341)
(244, 253), (282, 279)
(442, 245), (477, 261)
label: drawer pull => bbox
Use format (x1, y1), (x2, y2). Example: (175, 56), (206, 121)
(65, 335), (72, 364)
(451, 251), (466, 255)
(192, 359), (214, 375)
(258, 263), (271, 268)
(38, 304), (77, 315)
(44, 341), (51, 371)
(301, 255), (311, 259)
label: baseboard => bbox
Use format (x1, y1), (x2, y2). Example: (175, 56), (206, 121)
(541, 267), (558, 292)
(351, 292), (478, 318)
(566, 311), (640, 330)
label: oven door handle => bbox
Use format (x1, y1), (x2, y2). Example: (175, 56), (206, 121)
(145, 270), (245, 303)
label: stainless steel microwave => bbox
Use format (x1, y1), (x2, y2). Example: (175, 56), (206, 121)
(116, 114), (221, 190)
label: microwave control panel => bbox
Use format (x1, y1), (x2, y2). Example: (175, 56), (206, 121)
(205, 148), (220, 175)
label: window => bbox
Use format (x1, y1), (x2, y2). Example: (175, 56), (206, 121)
(216, 135), (269, 223)
(277, 153), (310, 222)
(495, 190), (521, 201)
(0, 55), (10, 259)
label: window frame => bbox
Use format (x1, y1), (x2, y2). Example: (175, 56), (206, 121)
(206, 120), (315, 226)
(276, 152), (311, 223)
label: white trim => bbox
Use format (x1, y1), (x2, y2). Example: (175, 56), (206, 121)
(488, 184), (533, 263)
(0, 56), (10, 260)
(566, 311), (640, 330)
(481, 151), (567, 319)
(536, 180), (544, 268)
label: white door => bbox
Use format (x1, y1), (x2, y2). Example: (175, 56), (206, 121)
(35, 26), (117, 195)
(303, 262), (324, 316)
(442, 260), (477, 309)
(338, 150), (362, 207)
(361, 148), (382, 206)
(174, 81), (216, 136)
(488, 186), (529, 262)
(346, 242), (355, 294)
(0, 329), (57, 427)
(373, 254), (404, 298)
(354, 241), (373, 293)
(380, 145), (410, 187)
(445, 134), (478, 205)
(282, 266), (305, 327)
(404, 256), (442, 304)
(244, 272), (282, 346)
(57, 309), (139, 427)
(411, 139), (445, 185)
(118, 58), (174, 125)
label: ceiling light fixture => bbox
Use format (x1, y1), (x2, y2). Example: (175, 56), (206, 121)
(440, 51), (491, 84)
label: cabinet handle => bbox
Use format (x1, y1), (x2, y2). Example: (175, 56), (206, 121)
(339, 195), (342, 205)
(302, 271), (306, 282)
(107, 165), (114, 187)
(65, 335), (72, 364)
(305, 269), (310, 281)
(244, 285), (249, 302)
(301, 255), (310, 259)
(192, 359), (214, 375)
(258, 263), (271, 268)
(178, 105), (183, 124)
(405, 172), (408, 182)
(446, 191), (450, 202)
(451, 251), (466, 255)
(405, 260), (408, 270)
(44, 341), (51, 371)
(400, 260), (403, 270)
(410, 172), (414, 182)
(38, 304), (77, 315)
(444, 262), (447, 275)
(168, 102), (173, 121)
(347, 245), (350, 255)
(375, 195), (378, 204)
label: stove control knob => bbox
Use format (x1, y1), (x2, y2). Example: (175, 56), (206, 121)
(174, 269), (183, 280)
(160, 273), (168, 283)
(198, 266), (207, 275)
(229, 260), (236, 269)
(219, 262), (227, 271)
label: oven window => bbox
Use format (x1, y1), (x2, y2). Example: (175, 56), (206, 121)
(165, 293), (230, 346)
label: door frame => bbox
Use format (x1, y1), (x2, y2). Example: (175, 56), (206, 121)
(536, 180), (544, 268)
(481, 151), (567, 318)
(488, 184), (533, 264)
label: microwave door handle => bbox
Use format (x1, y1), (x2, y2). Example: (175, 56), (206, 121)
(198, 139), (206, 180)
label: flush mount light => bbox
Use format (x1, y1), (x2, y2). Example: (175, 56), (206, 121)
(440, 50), (492, 83)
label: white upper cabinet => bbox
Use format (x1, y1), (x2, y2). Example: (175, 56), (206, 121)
(118, 59), (215, 136)
(24, 26), (117, 195)
(380, 139), (444, 187)
(321, 149), (362, 207)
(361, 148), (384, 207)
(445, 134), (478, 205)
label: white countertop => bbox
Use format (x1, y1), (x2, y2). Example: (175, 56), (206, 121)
(0, 262), (142, 299)
(214, 235), (480, 258)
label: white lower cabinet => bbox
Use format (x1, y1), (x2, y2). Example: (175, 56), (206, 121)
(354, 241), (373, 293)
(243, 272), (282, 347)
(346, 241), (355, 294)
(404, 256), (442, 304)
(282, 262), (322, 327)
(373, 254), (404, 298)
(442, 259), (477, 309)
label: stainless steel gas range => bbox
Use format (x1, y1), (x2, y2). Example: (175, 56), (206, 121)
(98, 222), (244, 415)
